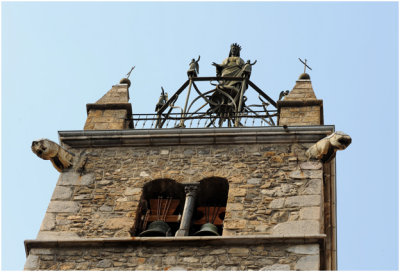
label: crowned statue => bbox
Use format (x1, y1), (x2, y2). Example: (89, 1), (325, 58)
(207, 43), (255, 119)
(212, 43), (247, 93)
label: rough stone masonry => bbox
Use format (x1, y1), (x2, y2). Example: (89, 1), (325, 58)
(25, 126), (335, 270)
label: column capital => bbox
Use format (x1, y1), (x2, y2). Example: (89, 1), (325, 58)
(183, 183), (199, 197)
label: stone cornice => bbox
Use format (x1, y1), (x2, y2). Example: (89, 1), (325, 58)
(59, 126), (334, 148)
(25, 234), (326, 256)
(277, 100), (323, 108)
(86, 103), (132, 115)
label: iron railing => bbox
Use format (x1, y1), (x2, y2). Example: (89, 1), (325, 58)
(131, 110), (278, 129)
(130, 76), (279, 129)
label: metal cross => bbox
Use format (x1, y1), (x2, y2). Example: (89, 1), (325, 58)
(126, 66), (136, 79)
(298, 58), (312, 73)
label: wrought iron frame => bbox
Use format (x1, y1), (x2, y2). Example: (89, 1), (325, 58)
(143, 76), (278, 129)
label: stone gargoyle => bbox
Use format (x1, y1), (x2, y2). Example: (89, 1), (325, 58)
(306, 131), (352, 163)
(31, 139), (87, 172)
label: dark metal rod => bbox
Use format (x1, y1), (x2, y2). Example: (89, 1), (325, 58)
(159, 106), (175, 128)
(248, 81), (277, 108)
(191, 76), (246, 82)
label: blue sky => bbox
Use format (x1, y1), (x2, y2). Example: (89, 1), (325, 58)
(2, 1), (398, 270)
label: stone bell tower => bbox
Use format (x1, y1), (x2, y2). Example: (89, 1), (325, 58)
(25, 48), (351, 270)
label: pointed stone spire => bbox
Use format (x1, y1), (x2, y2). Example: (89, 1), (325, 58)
(277, 74), (323, 126)
(84, 82), (133, 130)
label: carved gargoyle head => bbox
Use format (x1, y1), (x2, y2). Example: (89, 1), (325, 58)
(31, 139), (58, 160)
(306, 131), (352, 163)
(31, 138), (75, 172)
(329, 131), (352, 150)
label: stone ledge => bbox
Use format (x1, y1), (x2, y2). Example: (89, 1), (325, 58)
(277, 100), (323, 108)
(86, 103), (132, 116)
(25, 234), (326, 256)
(59, 126), (334, 148)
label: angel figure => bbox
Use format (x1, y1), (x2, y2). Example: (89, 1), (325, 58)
(187, 56), (200, 77)
(243, 59), (257, 77)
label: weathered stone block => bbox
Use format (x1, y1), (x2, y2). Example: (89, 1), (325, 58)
(285, 195), (320, 207)
(201, 255), (216, 263)
(75, 262), (90, 270)
(287, 244), (319, 255)
(299, 161), (322, 170)
(260, 264), (291, 270)
(115, 201), (136, 211)
(209, 249), (226, 255)
(247, 178), (262, 185)
(98, 179), (113, 185)
(93, 122), (110, 130)
(163, 256), (176, 265)
(40, 213), (56, 231)
(30, 248), (54, 255)
(97, 259), (113, 268)
(160, 149), (169, 155)
(36, 231), (79, 240)
(73, 194), (91, 200)
(295, 255), (320, 270)
(183, 257), (199, 263)
(300, 179), (322, 195)
(255, 224), (269, 232)
(59, 263), (75, 270)
(99, 204), (113, 212)
(47, 201), (80, 213)
(57, 172), (80, 186)
(289, 169), (323, 179)
(24, 254), (39, 270)
(124, 187), (141, 196)
(229, 188), (246, 197)
(104, 217), (134, 230)
(228, 247), (249, 256)
(51, 186), (73, 200)
(227, 203), (243, 211)
(271, 220), (320, 235)
(300, 207), (321, 220)
(268, 198), (285, 209)
(167, 266), (186, 271)
(224, 219), (246, 229)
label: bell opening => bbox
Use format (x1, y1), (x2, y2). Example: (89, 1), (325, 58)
(132, 179), (185, 237)
(190, 177), (229, 236)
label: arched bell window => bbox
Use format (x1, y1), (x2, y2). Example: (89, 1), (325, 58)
(131, 179), (185, 237)
(191, 177), (229, 236)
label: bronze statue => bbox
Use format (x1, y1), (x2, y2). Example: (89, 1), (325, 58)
(207, 43), (252, 121)
(243, 59), (257, 78)
(155, 87), (168, 112)
(212, 43), (246, 90)
(278, 90), (289, 101)
(187, 56), (200, 77)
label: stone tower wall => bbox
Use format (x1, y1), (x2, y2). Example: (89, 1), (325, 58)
(25, 127), (336, 270)
(38, 142), (324, 240)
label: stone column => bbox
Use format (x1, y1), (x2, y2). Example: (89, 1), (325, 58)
(175, 183), (199, 237)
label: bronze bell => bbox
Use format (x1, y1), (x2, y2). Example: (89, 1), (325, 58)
(139, 221), (171, 237)
(194, 222), (220, 236)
